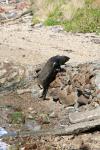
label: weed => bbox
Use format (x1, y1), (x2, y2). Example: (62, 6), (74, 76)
(31, 0), (100, 33)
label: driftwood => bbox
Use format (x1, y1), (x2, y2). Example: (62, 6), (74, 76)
(1, 119), (100, 138)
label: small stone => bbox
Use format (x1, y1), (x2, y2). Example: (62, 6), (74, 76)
(28, 107), (33, 111)
(95, 72), (100, 98)
(16, 2), (29, 10)
(0, 77), (6, 84)
(50, 77), (61, 88)
(27, 114), (33, 119)
(22, 54), (26, 58)
(38, 114), (50, 124)
(31, 85), (42, 98)
(0, 69), (6, 78)
(50, 25), (64, 32)
(65, 106), (75, 113)
(91, 102), (100, 108)
(59, 86), (77, 106)
(7, 71), (18, 81)
(5, 11), (17, 19)
(24, 143), (37, 150)
(25, 120), (41, 132)
(0, 6), (5, 13)
(49, 112), (57, 118)
(18, 67), (25, 76)
(34, 23), (44, 28)
(17, 89), (31, 95)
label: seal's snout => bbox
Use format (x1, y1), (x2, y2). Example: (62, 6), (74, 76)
(65, 56), (70, 61)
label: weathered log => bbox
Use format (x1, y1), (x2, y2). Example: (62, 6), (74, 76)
(1, 119), (100, 138)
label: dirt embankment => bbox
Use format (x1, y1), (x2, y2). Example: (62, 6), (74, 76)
(0, 15), (100, 66)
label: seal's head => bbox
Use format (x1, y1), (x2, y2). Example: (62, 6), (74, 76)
(59, 55), (70, 65)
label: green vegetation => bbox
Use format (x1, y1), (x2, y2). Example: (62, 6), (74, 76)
(10, 111), (25, 124)
(31, 0), (100, 33)
(63, 8), (100, 33)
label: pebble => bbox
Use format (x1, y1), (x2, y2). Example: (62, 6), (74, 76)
(0, 69), (6, 78)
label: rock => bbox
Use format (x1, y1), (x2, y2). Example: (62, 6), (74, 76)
(27, 114), (33, 119)
(0, 77), (6, 84)
(20, 119), (100, 136)
(69, 107), (100, 124)
(79, 141), (91, 150)
(49, 88), (59, 102)
(95, 72), (100, 98)
(0, 6), (5, 13)
(0, 127), (7, 137)
(5, 11), (17, 19)
(91, 101), (100, 108)
(49, 112), (57, 118)
(84, 88), (91, 96)
(0, 61), (34, 94)
(17, 88), (31, 95)
(24, 143), (37, 150)
(34, 23), (44, 28)
(59, 85), (77, 106)
(50, 77), (62, 88)
(31, 85), (42, 98)
(59, 90), (77, 106)
(77, 95), (91, 105)
(25, 120), (41, 132)
(53, 95), (59, 102)
(50, 25), (64, 33)
(7, 71), (18, 81)
(15, 2), (29, 10)
(0, 14), (6, 20)
(0, 69), (6, 78)
(38, 114), (50, 124)
(65, 106), (75, 113)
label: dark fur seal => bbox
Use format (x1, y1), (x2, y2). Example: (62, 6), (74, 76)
(38, 55), (70, 99)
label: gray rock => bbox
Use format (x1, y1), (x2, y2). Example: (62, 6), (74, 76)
(0, 14), (6, 20)
(25, 120), (41, 132)
(0, 77), (6, 84)
(95, 72), (100, 98)
(5, 11), (17, 19)
(17, 88), (31, 95)
(77, 95), (90, 105)
(49, 112), (57, 118)
(69, 107), (100, 124)
(0, 141), (10, 150)
(50, 25), (64, 33)
(31, 84), (42, 98)
(59, 87), (77, 106)
(65, 106), (76, 113)
(0, 69), (6, 78)
(7, 71), (18, 81)
(21, 119), (100, 136)
(34, 23), (44, 28)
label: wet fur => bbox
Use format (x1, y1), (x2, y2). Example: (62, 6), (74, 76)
(38, 55), (70, 99)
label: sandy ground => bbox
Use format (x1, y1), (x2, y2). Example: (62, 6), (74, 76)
(0, 16), (100, 66)
(0, 15), (100, 149)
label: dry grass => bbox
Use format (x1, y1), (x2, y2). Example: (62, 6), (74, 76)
(31, 0), (86, 21)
